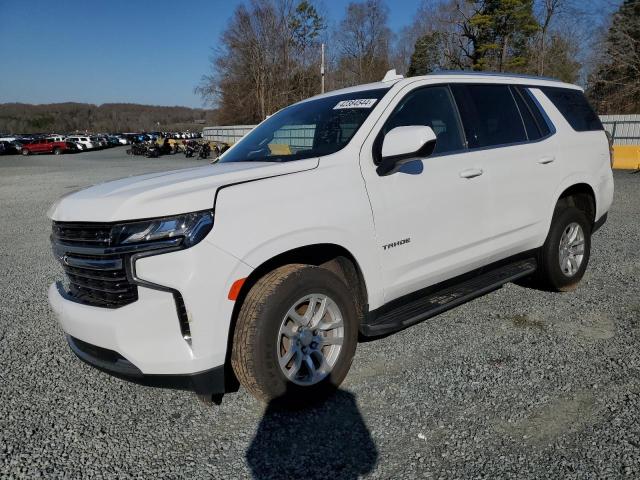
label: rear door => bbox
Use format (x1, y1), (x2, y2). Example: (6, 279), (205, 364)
(32, 141), (46, 153)
(449, 83), (556, 257)
(360, 83), (494, 302)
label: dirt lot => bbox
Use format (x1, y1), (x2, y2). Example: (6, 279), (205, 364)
(1, 147), (639, 479)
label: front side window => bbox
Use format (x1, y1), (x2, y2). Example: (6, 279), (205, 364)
(381, 86), (464, 155)
(451, 84), (527, 148)
(220, 88), (390, 163)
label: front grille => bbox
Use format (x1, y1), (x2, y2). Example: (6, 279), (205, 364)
(52, 222), (112, 247)
(51, 222), (138, 308)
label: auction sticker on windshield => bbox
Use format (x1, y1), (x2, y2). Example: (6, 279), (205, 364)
(333, 99), (378, 109)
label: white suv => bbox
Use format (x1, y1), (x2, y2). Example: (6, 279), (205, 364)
(65, 136), (94, 150)
(48, 72), (614, 405)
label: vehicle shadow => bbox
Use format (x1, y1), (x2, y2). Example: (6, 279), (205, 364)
(246, 388), (377, 479)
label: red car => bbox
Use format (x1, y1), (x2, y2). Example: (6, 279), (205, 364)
(21, 138), (70, 155)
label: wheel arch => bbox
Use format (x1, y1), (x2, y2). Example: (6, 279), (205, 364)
(556, 182), (597, 227)
(223, 243), (369, 387)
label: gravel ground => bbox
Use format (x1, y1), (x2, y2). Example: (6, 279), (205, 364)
(1, 147), (639, 479)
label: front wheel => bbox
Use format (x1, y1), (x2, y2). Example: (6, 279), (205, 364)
(231, 264), (358, 406)
(21, 149), (30, 156)
(536, 206), (591, 291)
(53, 148), (62, 155)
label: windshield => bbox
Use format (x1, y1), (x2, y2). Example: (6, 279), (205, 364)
(219, 88), (390, 163)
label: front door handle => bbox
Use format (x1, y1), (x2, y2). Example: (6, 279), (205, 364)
(538, 156), (555, 165)
(459, 168), (483, 179)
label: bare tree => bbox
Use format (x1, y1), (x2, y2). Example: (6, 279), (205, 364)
(196, 0), (325, 124)
(588, 0), (640, 113)
(334, 0), (392, 86)
(535, 0), (561, 75)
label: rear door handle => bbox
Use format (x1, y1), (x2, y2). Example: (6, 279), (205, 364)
(538, 156), (555, 165)
(459, 168), (483, 179)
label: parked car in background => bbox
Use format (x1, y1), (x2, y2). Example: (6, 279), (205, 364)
(0, 140), (22, 155)
(90, 136), (106, 149)
(65, 136), (94, 150)
(106, 136), (121, 147)
(21, 138), (69, 155)
(64, 141), (82, 153)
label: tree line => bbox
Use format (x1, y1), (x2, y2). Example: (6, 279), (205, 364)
(0, 103), (216, 134)
(198, 0), (640, 124)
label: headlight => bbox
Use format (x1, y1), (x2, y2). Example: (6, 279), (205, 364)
(111, 210), (214, 248)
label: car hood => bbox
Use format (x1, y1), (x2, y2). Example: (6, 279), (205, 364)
(48, 159), (318, 222)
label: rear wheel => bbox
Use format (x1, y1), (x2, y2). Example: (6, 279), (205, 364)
(231, 264), (358, 406)
(53, 148), (62, 155)
(536, 206), (591, 291)
(21, 148), (30, 156)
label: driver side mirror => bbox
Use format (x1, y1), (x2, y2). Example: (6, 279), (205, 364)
(376, 125), (437, 176)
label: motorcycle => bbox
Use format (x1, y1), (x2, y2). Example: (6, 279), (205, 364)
(184, 142), (196, 158)
(145, 143), (160, 158)
(198, 142), (211, 160)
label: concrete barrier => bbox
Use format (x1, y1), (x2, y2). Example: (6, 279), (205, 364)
(613, 145), (640, 170)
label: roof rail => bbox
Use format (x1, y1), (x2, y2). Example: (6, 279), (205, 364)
(427, 70), (561, 82)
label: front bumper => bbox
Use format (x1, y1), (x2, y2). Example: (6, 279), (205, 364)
(48, 238), (253, 391)
(67, 335), (226, 395)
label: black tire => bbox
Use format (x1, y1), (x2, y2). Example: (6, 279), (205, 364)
(21, 148), (30, 156)
(231, 264), (358, 406)
(536, 206), (591, 291)
(53, 148), (62, 155)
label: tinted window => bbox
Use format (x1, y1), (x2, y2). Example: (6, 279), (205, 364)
(382, 86), (464, 155)
(511, 86), (542, 140)
(517, 87), (551, 137)
(451, 84), (527, 148)
(540, 87), (602, 132)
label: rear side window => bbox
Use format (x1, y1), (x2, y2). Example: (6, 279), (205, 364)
(540, 87), (603, 132)
(511, 86), (552, 140)
(517, 87), (551, 137)
(511, 87), (540, 140)
(451, 84), (527, 148)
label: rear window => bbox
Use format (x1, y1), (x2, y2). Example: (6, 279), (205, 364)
(451, 84), (527, 149)
(540, 87), (602, 132)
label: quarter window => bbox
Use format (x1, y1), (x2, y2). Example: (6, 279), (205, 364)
(451, 84), (527, 148)
(382, 86), (464, 155)
(539, 87), (603, 132)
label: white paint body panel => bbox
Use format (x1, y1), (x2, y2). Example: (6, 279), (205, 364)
(381, 125), (436, 158)
(48, 73), (614, 376)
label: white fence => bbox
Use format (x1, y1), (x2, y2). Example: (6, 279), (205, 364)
(202, 125), (255, 144)
(600, 115), (640, 146)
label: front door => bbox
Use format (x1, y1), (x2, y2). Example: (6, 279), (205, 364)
(360, 84), (493, 303)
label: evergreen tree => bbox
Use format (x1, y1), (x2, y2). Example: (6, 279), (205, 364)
(588, 0), (640, 114)
(407, 32), (443, 76)
(465, 0), (539, 71)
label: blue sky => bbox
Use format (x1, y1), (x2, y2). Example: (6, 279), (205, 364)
(0, 0), (423, 108)
(0, 0), (615, 108)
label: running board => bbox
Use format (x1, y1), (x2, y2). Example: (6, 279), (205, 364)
(361, 258), (537, 337)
